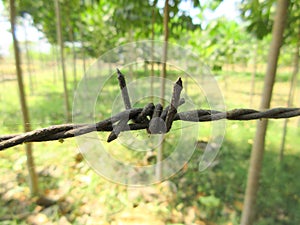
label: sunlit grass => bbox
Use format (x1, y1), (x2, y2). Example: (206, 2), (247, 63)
(0, 60), (299, 224)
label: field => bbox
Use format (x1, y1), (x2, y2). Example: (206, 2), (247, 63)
(0, 58), (300, 225)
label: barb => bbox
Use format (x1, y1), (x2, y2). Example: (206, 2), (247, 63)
(0, 71), (299, 151)
(117, 68), (131, 110)
(107, 68), (134, 142)
(165, 77), (182, 132)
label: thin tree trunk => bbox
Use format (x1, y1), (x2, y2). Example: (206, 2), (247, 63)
(250, 40), (258, 107)
(0, 69), (5, 90)
(23, 17), (35, 95)
(80, 30), (86, 75)
(128, 28), (134, 79)
(185, 53), (188, 95)
(55, 0), (71, 122)
(24, 25), (34, 95)
(79, 1), (86, 75)
(82, 46), (86, 74)
(279, 30), (299, 162)
(38, 37), (45, 71)
(223, 61), (229, 91)
(72, 40), (77, 86)
(52, 45), (59, 84)
(9, 0), (39, 196)
(150, 6), (155, 101)
(156, 0), (169, 180)
(160, 0), (169, 107)
(67, 18), (77, 87)
(241, 1), (289, 224)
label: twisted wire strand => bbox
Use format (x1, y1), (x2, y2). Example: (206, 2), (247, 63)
(0, 70), (299, 151)
(0, 107), (299, 151)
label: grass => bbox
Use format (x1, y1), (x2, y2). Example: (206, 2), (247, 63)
(0, 58), (299, 224)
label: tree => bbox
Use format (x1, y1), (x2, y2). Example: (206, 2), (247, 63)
(279, 28), (300, 162)
(160, 0), (170, 106)
(241, 1), (289, 224)
(77, 1), (120, 57)
(65, 1), (77, 87)
(240, 0), (276, 105)
(155, 0), (218, 180)
(150, 1), (157, 99)
(249, 39), (258, 106)
(22, 14), (35, 95)
(240, 0), (275, 40)
(156, 0), (170, 180)
(3, 0), (100, 57)
(248, 35), (272, 107)
(279, 0), (300, 161)
(112, 0), (155, 39)
(240, 0), (300, 121)
(54, 0), (71, 122)
(9, 0), (39, 196)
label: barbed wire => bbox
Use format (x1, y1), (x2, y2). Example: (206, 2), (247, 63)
(0, 69), (299, 151)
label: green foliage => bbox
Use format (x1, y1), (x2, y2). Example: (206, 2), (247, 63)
(78, 1), (118, 57)
(199, 194), (221, 218)
(111, 0), (160, 38)
(187, 17), (254, 70)
(284, 0), (300, 44)
(2, 0), (227, 60)
(2, 0), (119, 57)
(240, 0), (275, 40)
(240, 0), (300, 44)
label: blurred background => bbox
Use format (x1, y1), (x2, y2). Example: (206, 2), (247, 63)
(0, 0), (299, 224)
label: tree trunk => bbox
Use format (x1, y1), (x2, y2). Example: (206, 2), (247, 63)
(66, 15), (77, 88)
(9, 0), (39, 196)
(38, 37), (45, 71)
(223, 61), (229, 92)
(24, 24), (34, 95)
(250, 40), (258, 107)
(128, 28), (134, 79)
(82, 46), (86, 74)
(156, 0), (169, 180)
(150, 6), (155, 101)
(52, 45), (59, 84)
(55, 0), (71, 122)
(279, 29), (299, 162)
(72, 39), (77, 87)
(160, 0), (169, 106)
(80, 28), (87, 75)
(240, 1), (289, 224)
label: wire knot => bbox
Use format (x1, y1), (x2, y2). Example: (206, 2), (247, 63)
(107, 70), (184, 142)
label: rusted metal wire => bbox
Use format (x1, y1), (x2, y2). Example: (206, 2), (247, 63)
(0, 70), (299, 151)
